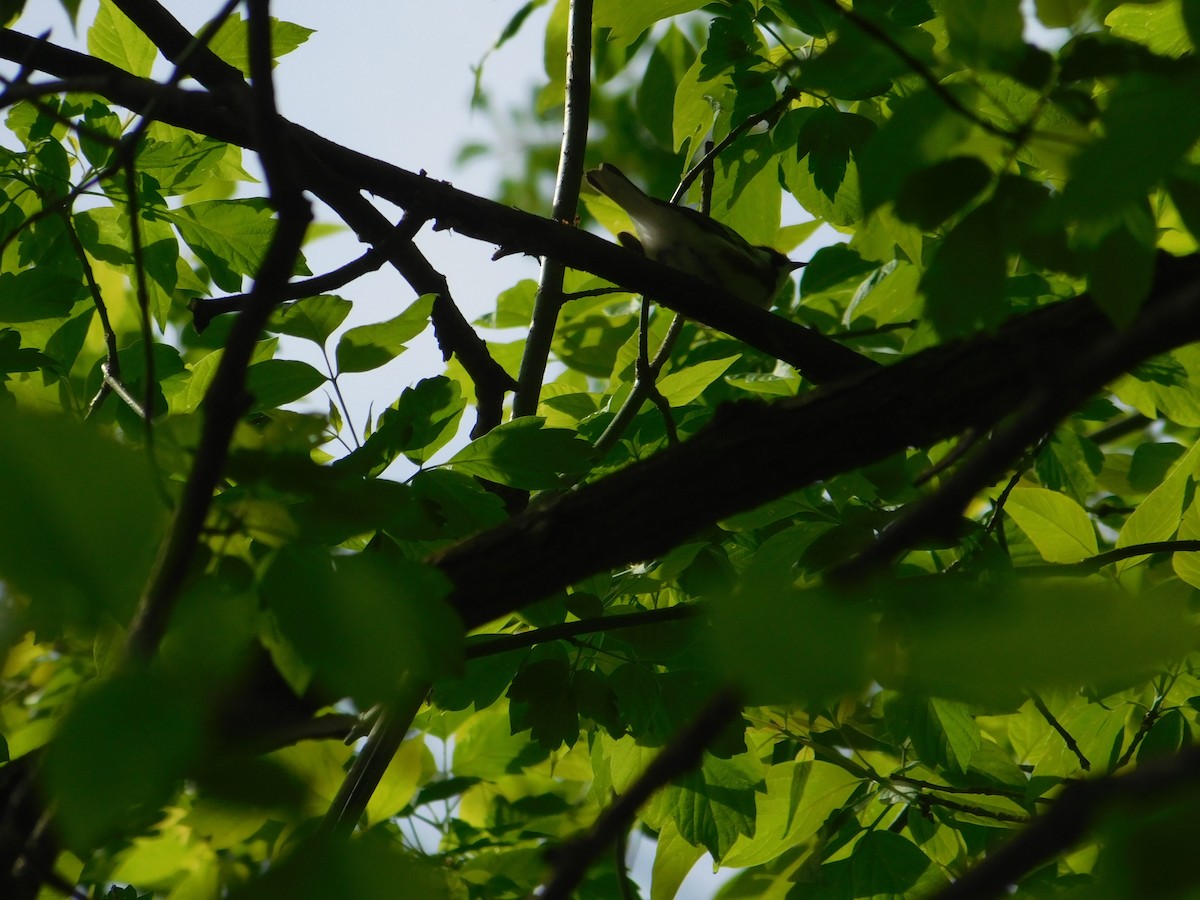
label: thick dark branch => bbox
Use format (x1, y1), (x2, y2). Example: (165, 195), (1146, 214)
(112, 0), (247, 94)
(433, 255), (1200, 630)
(294, 149), (516, 436)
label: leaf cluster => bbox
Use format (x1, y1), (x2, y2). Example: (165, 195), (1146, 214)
(3, 1), (1200, 899)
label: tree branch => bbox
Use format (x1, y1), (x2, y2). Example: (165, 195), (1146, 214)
(293, 151), (517, 437)
(933, 743), (1200, 900)
(513, 0), (593, 418)
(124, 0), (313, 661)
(433, 255), (1200, 630)
(0, 28), (875, 385)
(464, 604), (699, 659)
(537, 687), (743, 899)
(190, 242), (393, 332)
(1019, 540), (1200, 576)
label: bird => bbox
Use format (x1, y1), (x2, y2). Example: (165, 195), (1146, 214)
(585, 163), (803, 309)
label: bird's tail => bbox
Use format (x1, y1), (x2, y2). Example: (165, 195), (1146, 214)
(585, 164), (660, 221)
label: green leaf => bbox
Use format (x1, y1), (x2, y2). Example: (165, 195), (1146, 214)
(800, 15), (933, 98)
(638, 27), (695, 150)
(365, 737), (429, 826)
(1172, 498), (1200, 588)
(452, 703), (540, 781)
(1062, 73), (1200, 221)
(920, 201), (1008, 336)
(245, 359), (327, 411)
(229, 834), (454, 900)
(885, 693), (982, 773)
(269, 295), (352, 346)
(260, 548), (460, 705)
(673, 54), (723, 156)
(1082, 218), (1156, 326)
(508, 657), (579, 750)
(721, 759), (860, 868)
(444, 417), (595, 489)
(711, 134), (783, 246)
(135, 133), (233, 196)
(782, 107), (874, 226)
(799, 108), (874, 200)
(1035, 0), (1088, 28)
(849, 831), (944, 896)
(800, 243), (876, 296)
(88, 0), (156, 77)
(669, 752), (764, 861)
(0, 408), (165, 635)
(206, 13), (315, 75)
(1006, 487), (1098, 563)
(0, 327), (53, 374)
(595, 0), (708, 48)
(1114, 346), (1200, 428)
(170, 199), (277, 293)
(943, 0), (1025, 71)
(890, 579), (1196, 704)
(478, 279), (535, 328)
(651, 820), (706, 900)
(711, 567), (870, 705)
(336, 376), (465, 476)
(1129, 442), (1187, 493)
(894, 156), (992, 231)
(1106, 0), (1194, 58)
(45, 670), (204, 850)
(0, 268), (86, 323)
(335, 294), (433, 373)
(78, 100), (122, 169)
(860, 87), (975, 212)
(657, 356), (739, 405)
(1116, 439), (1200, 569)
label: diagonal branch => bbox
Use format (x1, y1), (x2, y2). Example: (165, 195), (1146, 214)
(124, 0), (314, 662)
(933, 742), (1200, 900)
(431, 254), (1200, 630)
(0, 28), (875, 385)
(537, 687), (744, 899)
(294, 148), (517, 437)
(513, 0), (593, 418)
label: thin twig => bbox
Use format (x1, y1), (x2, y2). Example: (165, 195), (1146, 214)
(321, 676), (429, 838)
(818, 0), (1019, 141)
(537, 688), (743, 900)
(673, 89), (798, 204)
(191, 241), (392, 332)
(1029, 692), (1090, 772)
(918, 793), (1030, 825)
(512, 0), (593, 419)
(1019, 540), (1200, 577)
(1085, 413), (1152, 445)
(465, 604), (699, 659)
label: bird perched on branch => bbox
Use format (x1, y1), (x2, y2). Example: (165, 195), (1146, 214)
(585, 163), (804, 309)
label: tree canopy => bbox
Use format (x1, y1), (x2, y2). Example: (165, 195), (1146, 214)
(2, 0), (1200, 898)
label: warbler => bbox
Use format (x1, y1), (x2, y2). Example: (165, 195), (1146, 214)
(586, 163), (803, 308)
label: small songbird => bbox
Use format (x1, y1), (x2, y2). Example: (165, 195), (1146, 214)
(585, 163), (803, 309)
